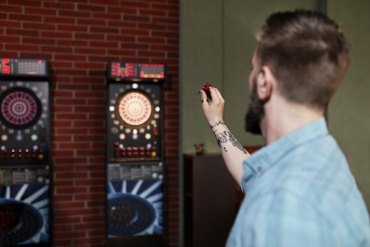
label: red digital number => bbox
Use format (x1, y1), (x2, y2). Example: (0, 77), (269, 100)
(1, 58), (11, 74)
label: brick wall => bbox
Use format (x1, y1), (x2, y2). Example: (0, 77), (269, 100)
(0, 0), (179, 246)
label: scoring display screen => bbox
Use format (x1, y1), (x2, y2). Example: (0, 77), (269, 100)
(0, 58), (48, 77)
(109, 62), (165, 81)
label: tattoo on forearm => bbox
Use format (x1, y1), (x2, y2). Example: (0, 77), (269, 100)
(215, 131), (228, 147)
(215, 131), (248, 154)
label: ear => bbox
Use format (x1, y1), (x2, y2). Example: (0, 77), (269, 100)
(256, 66), (275, 101)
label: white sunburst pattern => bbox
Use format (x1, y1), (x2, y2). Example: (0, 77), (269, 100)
(107, 179), (164, 237)
(0, 184), (49, 245)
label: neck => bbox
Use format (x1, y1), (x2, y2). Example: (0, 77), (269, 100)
(261, 96), (325, 144)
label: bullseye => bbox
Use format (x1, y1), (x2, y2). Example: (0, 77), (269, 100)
(117, 91), (152, 126)
(0, 87), (41, 129)
(12, 101), (28, 116)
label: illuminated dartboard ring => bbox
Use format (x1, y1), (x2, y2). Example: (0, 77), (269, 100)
(116, 91), (153, 127)
(0, 87), (42, 129)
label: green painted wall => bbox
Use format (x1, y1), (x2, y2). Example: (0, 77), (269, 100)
(328, 0), (370, 208)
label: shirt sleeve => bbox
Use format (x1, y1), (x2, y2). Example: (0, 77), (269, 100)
(227, 189), (332, 247)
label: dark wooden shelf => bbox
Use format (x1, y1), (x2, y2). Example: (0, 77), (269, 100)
(183, 154), (237, 247)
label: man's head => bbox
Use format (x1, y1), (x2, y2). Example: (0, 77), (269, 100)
(245, 9), (350, 135)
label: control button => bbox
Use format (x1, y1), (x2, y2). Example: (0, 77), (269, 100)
(145, 133), (151, 140)
(38, 153), (44, 160)
(16, 135), (23, 141)
(139, 128), (145, 133)
(155, 106), (160, 112)
(133, 147), (138, 157)
(1, 135), (7, 141)
(151, 152), (157, 157)
(31, 134), (38, 141)
(153, 128), (158, 136)
(109, 106), (115, 112)
(127, 147), (132, 157)
(111, 127), (119, 134)
(119, 134), (126, 140)
(132, 134), (138, 140)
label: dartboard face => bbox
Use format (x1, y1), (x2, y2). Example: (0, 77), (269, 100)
(0, 87), (42, 129)
(117, 91), (152, 127)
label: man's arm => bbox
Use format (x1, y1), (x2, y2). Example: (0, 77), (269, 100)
(200, 87), (250, 184)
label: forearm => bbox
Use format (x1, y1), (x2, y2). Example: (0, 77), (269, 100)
(211, 121), (250, 184)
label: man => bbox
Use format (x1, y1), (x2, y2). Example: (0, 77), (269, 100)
(199, 10), (370, 246)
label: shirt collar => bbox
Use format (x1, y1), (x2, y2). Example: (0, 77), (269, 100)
(241, 117), (329, 190)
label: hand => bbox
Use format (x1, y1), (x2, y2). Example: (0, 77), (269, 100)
(199, 86), (225, 125)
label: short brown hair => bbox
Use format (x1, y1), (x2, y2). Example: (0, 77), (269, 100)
(257, 10), (350, 108)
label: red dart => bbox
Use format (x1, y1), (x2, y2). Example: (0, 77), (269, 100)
(202, 82), (212, 100)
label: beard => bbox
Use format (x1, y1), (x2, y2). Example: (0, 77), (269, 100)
(245, 81), (264, 135)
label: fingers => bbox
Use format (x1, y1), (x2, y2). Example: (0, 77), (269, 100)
(199, 86), (224, 104)
(213, 87), (224, 102)
(199, 89), (207, 100)
(199, 90), (209, 108)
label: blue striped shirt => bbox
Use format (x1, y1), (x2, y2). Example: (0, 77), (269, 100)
(227, 118), (370, 247)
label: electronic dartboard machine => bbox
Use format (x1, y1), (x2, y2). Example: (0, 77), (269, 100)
(0, 58), (52, 246)
(106, 62), (166, 247)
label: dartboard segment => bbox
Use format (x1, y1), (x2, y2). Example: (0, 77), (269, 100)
(0, 87), (42, 129)
(117, 91), (152, 127)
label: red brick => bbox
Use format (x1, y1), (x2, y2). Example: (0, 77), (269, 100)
(75, 32), (105, 40)
(0, 5), (23, 13)
(77, 4), (106, 12)
(92, 12), (120, 20)
(9, 13), (42, 22)
(44, 16), (75, 25)
(41, 31), (73, 39)
(10, 0), (41, 7)
(57, 40), (88, 47)
(5, 44), (40, 52)
(77, 18), (107, 26)
(0, 36), (20, 43)
(6, 28), (39, 37)
(25, 7), (57, 15)
(43, 2), (75, 9)
(57, 24), (88, 32)
(23, 37), (56, 45)
(59, 10), (91, 18)
(42, 46), (73, 53)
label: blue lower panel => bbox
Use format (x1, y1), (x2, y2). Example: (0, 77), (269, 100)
(0, 184), (50, 246)
(107, 179), (164, 238)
